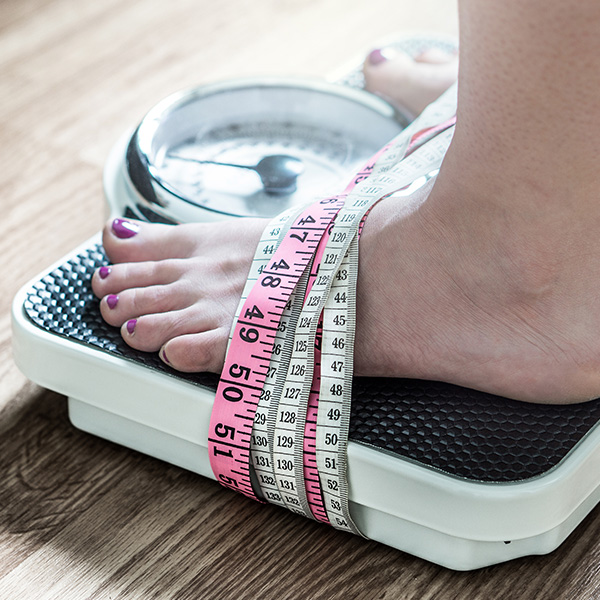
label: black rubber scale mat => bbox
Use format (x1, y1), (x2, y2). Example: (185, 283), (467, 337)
(23, 244), (600, 483)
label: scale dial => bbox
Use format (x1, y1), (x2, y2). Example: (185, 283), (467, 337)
(123, 78), (406, 222)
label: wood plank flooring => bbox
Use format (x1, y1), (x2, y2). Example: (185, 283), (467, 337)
(2, 1), (600, 598)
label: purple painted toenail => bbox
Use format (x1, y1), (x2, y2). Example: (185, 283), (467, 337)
(126, 319), (137, 334)
(106, 294), (119, 309)
(162, 349), (170, 364)
(99, 266), (111, 279)
(112, 218), (139, 239)
(368, 48), (388, 65)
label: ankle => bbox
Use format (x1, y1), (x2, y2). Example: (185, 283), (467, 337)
(428, 151), (600, 302)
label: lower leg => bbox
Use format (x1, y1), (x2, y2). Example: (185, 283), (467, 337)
(382, 0), (600, 401)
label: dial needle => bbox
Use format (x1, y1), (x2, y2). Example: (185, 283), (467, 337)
(167, 153), (305, 195)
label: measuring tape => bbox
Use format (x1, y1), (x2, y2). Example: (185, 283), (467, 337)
(209, 85), (458, 534)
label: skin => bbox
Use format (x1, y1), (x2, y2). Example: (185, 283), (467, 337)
(363, 46), (459, 116)
(93, 0), (600, 404)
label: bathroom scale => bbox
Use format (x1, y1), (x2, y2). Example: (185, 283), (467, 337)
(12, 39), (600, 570)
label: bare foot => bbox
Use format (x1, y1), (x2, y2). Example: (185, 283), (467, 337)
(92, 155), (600, 406)
(92, 217), (266, 373)
(363, 46), (458, 116)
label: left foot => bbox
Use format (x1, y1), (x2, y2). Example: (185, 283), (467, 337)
(92, 152), (600, 406)
(92, 217), (266, 373)
(363, 46), (458, 116)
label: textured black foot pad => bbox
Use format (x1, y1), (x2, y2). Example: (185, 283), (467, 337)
(23, 244), (600, 483)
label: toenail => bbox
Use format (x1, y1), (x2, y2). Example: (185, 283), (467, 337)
(126, 319), (137, 335)
(106, 294), (119, 309)
(161, 348), (170, 364)
(368, 48), (386, 65)
(112, 218), (139, 239)
(99, 266), (111, 279)
(368, 48), (395, 66)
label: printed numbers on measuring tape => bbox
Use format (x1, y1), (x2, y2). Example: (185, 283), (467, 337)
(316, 240), (359, 532)
(306, 127), (457, 532)
(243, 207), (306, 508)
(209, 83), (459, 532)
(208, 197), (344, 500)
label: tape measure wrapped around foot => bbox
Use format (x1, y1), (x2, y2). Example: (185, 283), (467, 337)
(208, 84), (459, 536)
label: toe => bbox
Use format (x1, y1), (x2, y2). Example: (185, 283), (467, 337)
(119, 306), (219, 354)
(92, 259), (185, 298)
(363, 47), (414, 91)
(363, 46), (458, 116)
(101, 218), (201, 264)
(363, 49), (417, 108)
(98, 281), (196, 328)
(160, 329), (228, 373)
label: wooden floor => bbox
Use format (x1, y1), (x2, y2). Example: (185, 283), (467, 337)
(3, 0), (600, 598)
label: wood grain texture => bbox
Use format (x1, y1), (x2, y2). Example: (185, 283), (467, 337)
(3, 1), (600, 598)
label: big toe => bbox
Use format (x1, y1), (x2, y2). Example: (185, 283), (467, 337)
(102, 218), (200, 264)
(363, 46), (458, 116)
(161, 329), (228, 373)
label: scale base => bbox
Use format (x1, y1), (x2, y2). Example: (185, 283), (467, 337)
(12, 235), (600, 570)
(65, 396), (583, 570)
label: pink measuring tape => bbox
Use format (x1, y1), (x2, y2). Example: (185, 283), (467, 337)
(208, 196), (342, 498)
(208, 87), (458, 534)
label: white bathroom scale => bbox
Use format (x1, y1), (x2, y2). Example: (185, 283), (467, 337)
(12, 55), (600, 571)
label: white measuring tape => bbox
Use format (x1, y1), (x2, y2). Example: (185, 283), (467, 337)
(209, 85), (458, 535)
